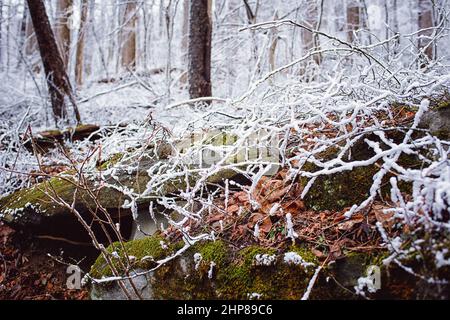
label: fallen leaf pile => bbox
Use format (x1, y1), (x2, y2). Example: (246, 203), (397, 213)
(0, 222), (88, 300)
(167, 167), (402, 262)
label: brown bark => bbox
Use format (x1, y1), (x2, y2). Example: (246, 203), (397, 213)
(418, 0), (434, 60)
(75, 0), (88, 87)
(26, 0), (80, 124)
(346, 0), (360, 43)
(55, 0), (72, 69)
(25, 5), (37, 57)
(188, 0), (212, 99)
(14, 1), (27, 69)
(121, 0), (137, 70)
(302, 0), (321, 65)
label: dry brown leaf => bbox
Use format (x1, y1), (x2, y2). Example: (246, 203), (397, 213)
(226, 204), (239, 214)
(282, 200), (305, 215)
(248, 212), (264, 228)
(338, 217), (364, 231)
(311, 248), (326, 259)
(265, 186), (290, 203)
(373, 204), (394, 229)
(259, 217), (273, 234)
(207, 213), (224, 223)
(329, 242), (342, 260)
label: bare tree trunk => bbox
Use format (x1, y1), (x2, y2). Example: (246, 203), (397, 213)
(26, 0), (80, 125)
(17, 1), (28, 69)
(120, 0), (137, 70)
(418, 0), (434, 61)
(243, 0), (260, 78)
(75, 0), (88, 87)
(188, 0), (212, 99)
(302, 0), (321, 64)
(6, 0), (12, 74)
(25, 4), (37, 56)
(0, 0), (3, 69)
(55, 0), (72, 69)
(84, 0), (95, 78)
(346, 0), (360, 43)
(181, 0), (189, 64)
(391, 0), (400, 53)
(140, 0), (150, 70)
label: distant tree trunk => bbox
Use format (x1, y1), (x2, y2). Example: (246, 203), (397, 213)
(181, 0), (189, 65)
(6, 1), (12, 73)
(346, 0), (360, 43)
(26, 0), (80, 125)
(140, 1), (151, 70)
(418, 0), (434, 61)
(269, 14), (278, 72)
(391, 0), (400, 52)
(55, 0), (72, 69)
(16, 2), (28, 69)
(84, 0), (95, 78)
(188, 0), (212, 99)
(121, 0), (137, 70)
(0, 1), (3, 69)
(75, 0), (88, 87)
(25, 5), (37, 56)
(302, 0), (321, 65)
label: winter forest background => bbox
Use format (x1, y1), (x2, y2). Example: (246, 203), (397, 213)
(0, 0), (450, 300)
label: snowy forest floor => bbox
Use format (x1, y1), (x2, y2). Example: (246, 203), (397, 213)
(1, 58), (450, 299)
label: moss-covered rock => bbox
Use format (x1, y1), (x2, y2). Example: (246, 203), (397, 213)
(89, 235), (450, 300)
(90, 237), (319, 300)
(298, 130), (427, 211)
(0, 153), (240, 235)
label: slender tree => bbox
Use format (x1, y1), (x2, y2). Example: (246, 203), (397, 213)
(418, 0), (434, 61)
(0, 0), (3, 70)
(181, 0), (189, 64)
(302, 0), (321, 64)
(120, 0), (137, 70)
(16, 1), (28, 68)
(188, 0), (212, 99)
(346, 0), (361, 43)
(55, 0), (72, 69)
(84, 0), (95, 78)
(75, 0), (88, 86)
(25, 3), (36, 56)
(26, 0), (80, 124)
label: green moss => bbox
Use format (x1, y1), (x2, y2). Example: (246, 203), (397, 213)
(298, 131), (426, 211)
(289, 244), (319, 264)
(301, 164), (379, 211)
(194, 240), (228, 268)
(0, 176), (77, 221)
(435, 99), (450, 110)
(89, 235), (183, 279)
(97, 153), (124, 170)
(93, 237), (443, 299)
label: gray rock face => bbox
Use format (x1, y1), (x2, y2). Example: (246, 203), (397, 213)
(90, 269), (155, 300)
(419, 106), (450, 139)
